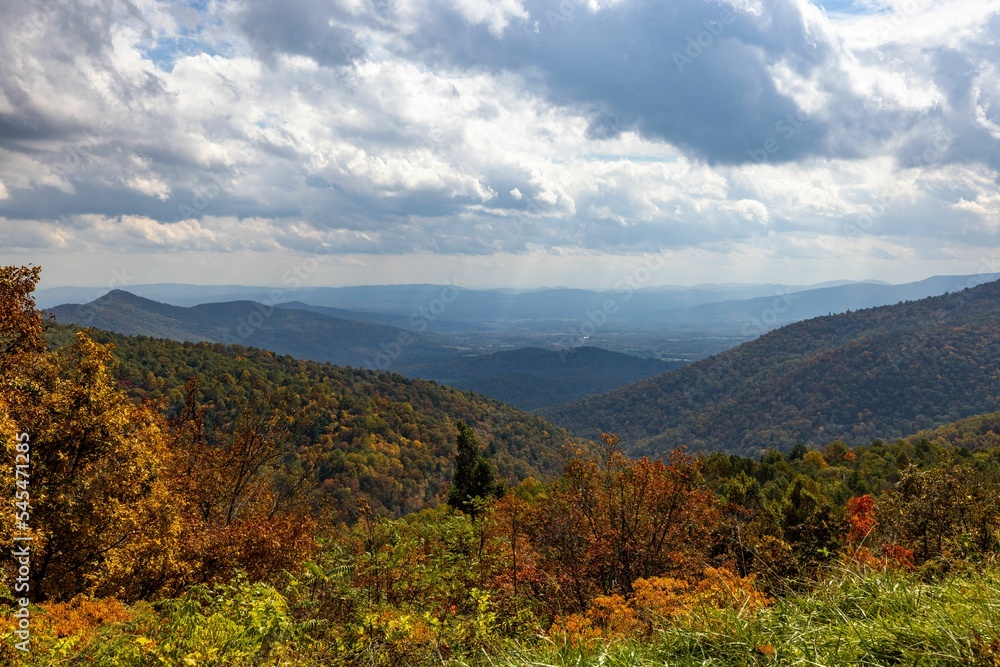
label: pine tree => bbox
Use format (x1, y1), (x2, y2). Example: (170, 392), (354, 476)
(447, 420), (502, 517)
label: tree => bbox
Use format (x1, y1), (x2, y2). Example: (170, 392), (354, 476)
(0, 266), (41, 568)
(879, 464), (1000, 565)
(531, 434), (719, 610)
(0, 265), (180, 601)
(782, 476), (838, 566)
(24, 333), (181, 600)
(166, 376), (318, 587)
(447, 420), (503, 518)
(0, 265), (45, 365)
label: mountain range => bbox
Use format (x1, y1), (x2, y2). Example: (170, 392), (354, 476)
(48, 290), (456, 368)
(47, 273), (1000, 415)
(541, 278), (1000, 457)
(43, 322), (590, 521)
(47, 290), (674, 410)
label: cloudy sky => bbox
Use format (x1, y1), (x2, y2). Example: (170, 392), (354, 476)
(1, 0), (999, 289)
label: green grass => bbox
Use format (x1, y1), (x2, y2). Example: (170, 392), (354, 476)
(467, 566), (1000, 667)
(6, 566), (1000, 666)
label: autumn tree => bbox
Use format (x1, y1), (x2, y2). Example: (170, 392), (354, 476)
(879, 464), (1000, 565)
(531, 433), (718, 611)
(165, 376), (319, 587)
(0, 266), (179, 601)
(0, 265), (46, 366)
(845, 494), (877, 548)
(0, 266), (43, 563)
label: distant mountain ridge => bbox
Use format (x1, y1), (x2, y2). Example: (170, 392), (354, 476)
(48, 290), (455, 369)
(37, 276), (991, 320)
(47, 290), (675, 410)
(541, 278), (1000, 457)
(36, 275), (999, 347)
(665, 274), (1000, 335)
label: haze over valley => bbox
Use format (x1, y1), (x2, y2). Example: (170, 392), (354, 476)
(45, 272), (1000, 413)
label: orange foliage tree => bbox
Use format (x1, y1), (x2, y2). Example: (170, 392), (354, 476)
(523, 433), (719, 614)
(845, 494), (877, 546)
(164, 376), (318, 590)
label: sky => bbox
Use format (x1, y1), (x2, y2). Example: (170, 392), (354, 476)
(1, 0), (999, 289)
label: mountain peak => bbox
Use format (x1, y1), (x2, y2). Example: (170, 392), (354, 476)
(87, 289), (178, 309)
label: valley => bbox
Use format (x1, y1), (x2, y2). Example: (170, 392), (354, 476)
(43, 272), (997, 412)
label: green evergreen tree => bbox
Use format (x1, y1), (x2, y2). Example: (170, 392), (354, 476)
(447, 420), (502, 517)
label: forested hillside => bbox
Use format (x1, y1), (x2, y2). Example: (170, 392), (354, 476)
(543, 279), (1000, 457)
(1, 265), (586, 602)
(46, 324), (587, 521)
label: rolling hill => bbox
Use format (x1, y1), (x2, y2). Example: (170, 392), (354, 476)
(45, 323), (591, 521)
(48, 289), (458, 369)
(47, 291), (678, 409)
(541, 279), (1000, 457)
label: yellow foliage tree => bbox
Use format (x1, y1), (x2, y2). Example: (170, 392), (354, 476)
(0, 266), (180, 601)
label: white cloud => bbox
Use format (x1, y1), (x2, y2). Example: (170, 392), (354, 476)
(0, 0), (997, 287)
(447, 0), (530, 36)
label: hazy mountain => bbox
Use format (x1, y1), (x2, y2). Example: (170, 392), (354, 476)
(48, 290), (457, 369)
(651, 274), (1000, 335)
(279, 300), (480, 333)
(541, 279), (1000, 457)
(31, 279), (890, 315)
(35, 276), (997, 340)
(47, 291), (676, 409)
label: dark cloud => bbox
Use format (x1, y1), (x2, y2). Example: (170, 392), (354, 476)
(0, 0), (997, 275)
(371, 0), (1000, 168)
(233, 0), (366, 67)
(391, 0), (830, 164)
